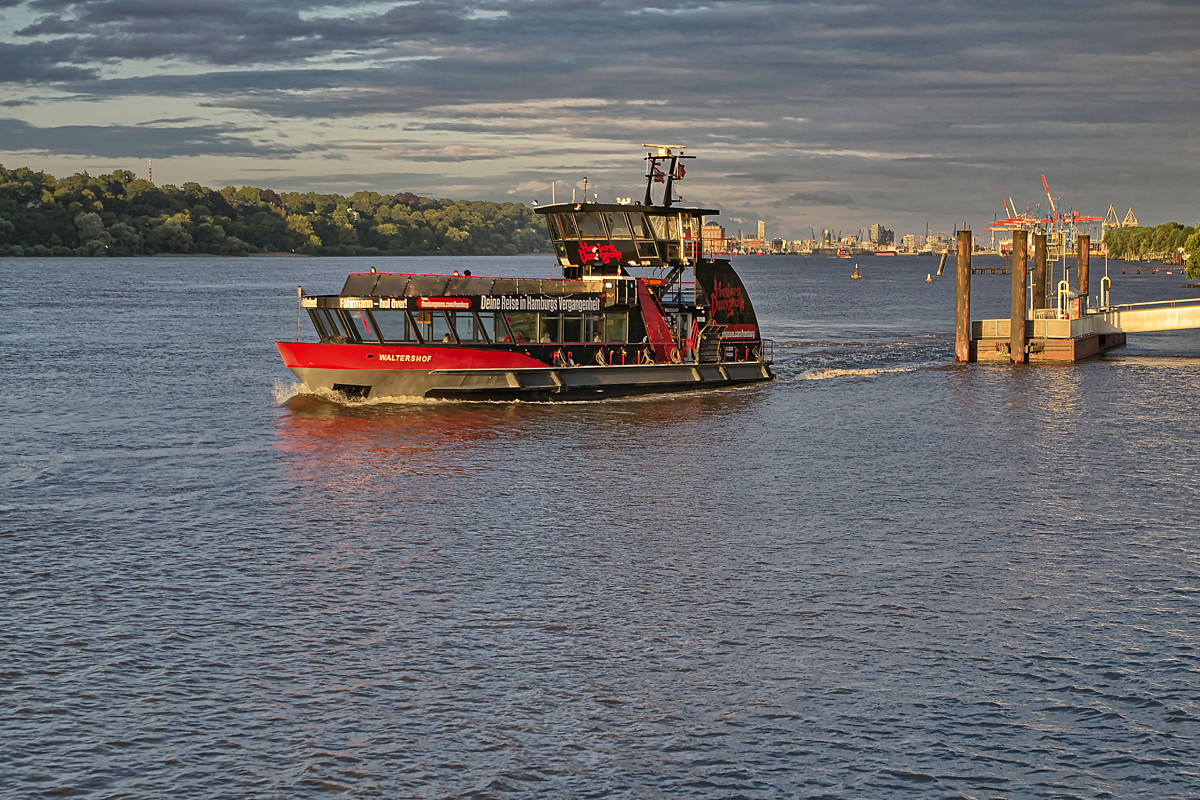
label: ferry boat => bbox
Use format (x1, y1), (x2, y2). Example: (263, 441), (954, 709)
(276, 146), (774, 401)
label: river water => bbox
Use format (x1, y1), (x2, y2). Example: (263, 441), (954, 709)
(3, 254), (1199, 799)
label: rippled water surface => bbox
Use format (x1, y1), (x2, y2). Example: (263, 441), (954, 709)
(3, 254), (1199, 799)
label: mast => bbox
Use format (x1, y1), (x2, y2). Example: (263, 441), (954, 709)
(642, 144), (693, 207)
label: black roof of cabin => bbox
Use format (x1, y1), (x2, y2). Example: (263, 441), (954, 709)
(534, 202), (718, 217)
(341, 272), (603, 298)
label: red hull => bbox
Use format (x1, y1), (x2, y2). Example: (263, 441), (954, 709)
(276, 341), (549, 371)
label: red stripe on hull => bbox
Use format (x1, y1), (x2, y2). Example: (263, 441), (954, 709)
(276, 342), (549, 371)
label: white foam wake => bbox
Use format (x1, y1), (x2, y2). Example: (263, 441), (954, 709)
(801, 366), (916, 381)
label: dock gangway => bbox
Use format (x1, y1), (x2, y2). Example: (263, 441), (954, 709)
(1093, 298), (1200, 333)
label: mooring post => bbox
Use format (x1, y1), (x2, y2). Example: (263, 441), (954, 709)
(1033, 233), (1048, 313)
(1010, 231), (1027, 364)
(1077, 234), (1090, 300)
(955, 229), (972, 362)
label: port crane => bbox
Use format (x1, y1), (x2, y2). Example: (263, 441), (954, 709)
(1039, 174), (1102, 245)
(987, 175), (1102, 255)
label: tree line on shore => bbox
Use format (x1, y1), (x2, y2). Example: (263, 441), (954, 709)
(0, 164), (551, 257)
(1103, 222), (1200, 277)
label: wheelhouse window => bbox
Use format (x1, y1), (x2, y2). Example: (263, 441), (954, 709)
(555, 213), (578, 240)
(575, 212), (607, 239)
(602, 212), (632, 238)
(628, 213), (652, 239)
(647, 215), (669, 240)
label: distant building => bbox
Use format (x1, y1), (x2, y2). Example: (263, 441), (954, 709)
(702, 221), (729, 255)
(869, 223), (895, 246)
(901, 234), (916, 252)
(756, 220), (766, 241)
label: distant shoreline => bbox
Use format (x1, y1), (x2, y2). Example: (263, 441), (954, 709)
(0, 251), (552, 259)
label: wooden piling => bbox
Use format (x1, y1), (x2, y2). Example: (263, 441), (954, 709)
(1033, 233), (1048, 312)
(955, 230), (971, 362)
(1011, 231), (1027, 364)
(1077, 234), (1090, 298)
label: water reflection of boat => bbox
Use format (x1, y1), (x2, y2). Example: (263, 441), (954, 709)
(276, 146), (775, 401)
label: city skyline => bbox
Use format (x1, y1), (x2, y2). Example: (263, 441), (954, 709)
(2, 1), (1197, 242)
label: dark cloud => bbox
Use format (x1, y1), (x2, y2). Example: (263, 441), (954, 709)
(2, 0), (1199, 235)
(0, 118), (310, 158)
(0, 41), (97, 82)
(785, 191), (855, 208)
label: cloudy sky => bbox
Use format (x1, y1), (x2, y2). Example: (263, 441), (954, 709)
(1, 0), (1197, 241)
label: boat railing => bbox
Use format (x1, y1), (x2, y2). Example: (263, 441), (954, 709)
(665, 238), (701, 263)
(717, 340), (772, 364)
(660, 286), (697, 307)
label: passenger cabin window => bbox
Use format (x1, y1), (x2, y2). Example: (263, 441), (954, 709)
(371, 309), (419, 342)
(504, 312), (537, 344)
(431, 312), (453, 343)
(604, 313), (628, 343)
(477, 312), (504, 344)
(561, 315), (582, 343)
(584, 313), (603, 343)
(410, 309), (441, 343)
(308, 309), (332, 340)
(540, 315), (561, 343)
(449, 311), (488, 343)
(316, 309), (357, 342)
(349, 309), (378, 342)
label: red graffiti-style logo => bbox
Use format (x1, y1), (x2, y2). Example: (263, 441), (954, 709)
(578, 241), (622, 265)
(710, 279), (745, 316)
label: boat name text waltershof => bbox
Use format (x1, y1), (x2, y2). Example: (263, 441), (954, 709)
(379, 353), (433, 362)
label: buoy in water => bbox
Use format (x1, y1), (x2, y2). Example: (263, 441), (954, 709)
(926, 273), (932, 282)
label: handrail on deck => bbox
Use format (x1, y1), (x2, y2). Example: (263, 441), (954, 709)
(1109, 297), (1200, 311)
